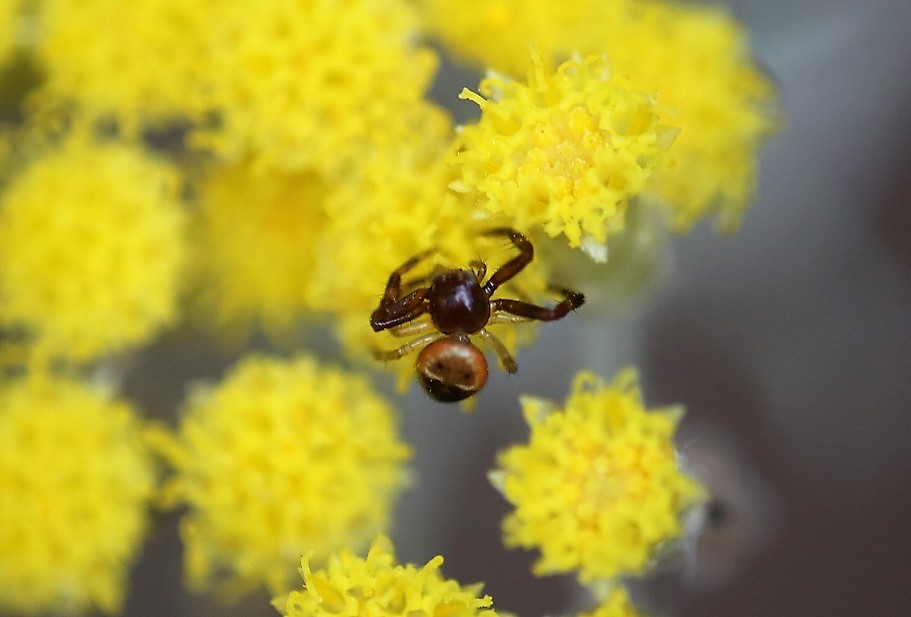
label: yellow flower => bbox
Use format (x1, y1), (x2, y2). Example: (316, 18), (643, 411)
(1, 0), (20, 64)
(191, 0), (438, 176)
(491, 370), (704, 582)
(274, 536), (497, 617)
(190, 160), (330, 340)
(581, 586), (644, 617)
(34, 0), (211, 133)
(155, 355), (411, 596)
(418, 0), (601, 75)
(584, 1), (777, 230)
(453, 51), (674, 260)
(0, 134), (186, 362)
(422, 0), (776, 230)
(0, 373), (156, 615)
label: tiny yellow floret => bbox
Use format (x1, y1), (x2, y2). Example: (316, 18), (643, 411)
(0, 374), (156, 615)
(273, 536), (498, 617)
(492, 370), (704, 582)
(0, 135), (186, 362)
(453, 51), (673, 259)
(158, 355), (411, 596)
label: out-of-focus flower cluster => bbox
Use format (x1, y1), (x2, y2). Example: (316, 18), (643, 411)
(150, 355), (411, 596)
(0, 0), (769, 614)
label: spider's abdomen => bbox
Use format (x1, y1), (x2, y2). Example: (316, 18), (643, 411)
(427, 270), (490, 334)
(416, 336), (488, 402)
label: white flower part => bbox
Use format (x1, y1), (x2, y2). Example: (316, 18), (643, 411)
(581, 234), (609, 262)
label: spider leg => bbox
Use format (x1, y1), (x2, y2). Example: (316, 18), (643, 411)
(372, 332), (442, 362)
(377, 248), (435, 306)
(370, 288), (429, 332)
(482, 228), (534, 296)
(490, 288), (584, 321)
(475, 328), (518, 373)
(488, 312), (532, 326)
(371, 249), (435, 332)
(389, 319), (434, 338)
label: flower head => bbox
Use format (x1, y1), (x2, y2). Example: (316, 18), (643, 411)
(453, 51), (674, 260)
(192, 0), (438, 176)
(190, 160), (330, 340)
(586, 1), (777, 229)
(0, 133), (186, 362)
(156, 355), (411, 596)
(34, 0), (211, 132)
(491, 370), (704, 582)
(274, 536), (497, 617)
(423, 0), (776, 231)
(0, 373), (156, 615)
(581, 586), (644, 617)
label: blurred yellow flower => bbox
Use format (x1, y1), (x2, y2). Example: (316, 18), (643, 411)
(35, 0), (211, 132)
(422, 0), (776, 231)
(274, 535), (497, 617)
(491, 370), (704, 582)
(418, 0), (600, 74)
(0, 134), (186, 362)
(190, 160), (330, 340)
(453, 51), (674, 260)
(155, 355), (411, 596)
(192, 0), (438, 176)
(590, 1), (777, 230)
(0, 374), (156, 615)
(581, 586), (644, 617)
(0, 0), (19, 63)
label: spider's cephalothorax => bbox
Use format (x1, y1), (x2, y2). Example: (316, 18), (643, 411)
(370, 228), (584, 402)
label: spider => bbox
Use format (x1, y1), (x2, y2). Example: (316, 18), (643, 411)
(370, 227), (585, 402)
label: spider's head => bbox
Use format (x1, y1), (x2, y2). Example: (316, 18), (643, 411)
(416, 336), (488, 402)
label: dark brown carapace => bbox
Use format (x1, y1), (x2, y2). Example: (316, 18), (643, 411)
(370, 228), (584, 402)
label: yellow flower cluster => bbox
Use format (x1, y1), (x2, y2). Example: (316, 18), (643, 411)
(34, 0), (211, 132)
(590, 1), (777, 229)
(491, 370), (703, 582)
(453, 51), (674, 260)
(189, 161), (330, 339)
(192, 0), (438, 176)
(274, 536), (497, 617)
(422, 0), (776, 230)
(0, 134), (186, 362)
(0, 374), (156, 615)
(0, 0), (18, 63)
(580, 587), (643, 617)
(154, 355), (411, 595)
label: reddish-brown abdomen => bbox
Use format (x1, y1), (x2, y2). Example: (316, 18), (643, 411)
(416, 337), (488, 402)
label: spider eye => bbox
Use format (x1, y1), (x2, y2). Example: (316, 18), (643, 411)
(416, 338), (488, 402)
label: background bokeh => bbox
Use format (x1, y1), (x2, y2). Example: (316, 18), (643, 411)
(103, 1), (911, 616)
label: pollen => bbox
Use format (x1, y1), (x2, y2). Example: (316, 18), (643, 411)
(273, 536), (498, 617)
(0, 373), (156, 615)
(491, 370), (704, 582)
(154, 355), (411, 596)
(0, 134), (186, 362)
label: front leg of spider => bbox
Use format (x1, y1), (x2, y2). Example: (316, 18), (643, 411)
(370, 229), (584, 403)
